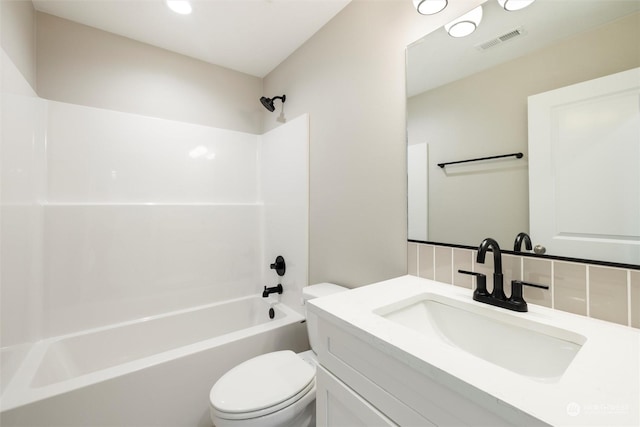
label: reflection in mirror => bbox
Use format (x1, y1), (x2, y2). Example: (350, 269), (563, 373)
(407, 0), (640, 265)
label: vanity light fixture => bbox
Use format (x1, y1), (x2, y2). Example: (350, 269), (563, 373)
(413, 0), (448, 15)
(445, 5), (483, 38)
(166, 0), (192, 15)
(497, 0), (536, 11)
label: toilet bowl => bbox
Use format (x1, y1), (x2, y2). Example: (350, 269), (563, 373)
(209, 283), (347, 427)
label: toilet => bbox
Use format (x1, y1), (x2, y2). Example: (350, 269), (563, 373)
(209, 283), (347, 427)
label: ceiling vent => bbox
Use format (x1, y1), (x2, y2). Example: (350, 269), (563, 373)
(476, 27), (526, 51)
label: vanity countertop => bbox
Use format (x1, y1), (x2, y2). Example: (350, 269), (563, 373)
(308, 275), (640, 426)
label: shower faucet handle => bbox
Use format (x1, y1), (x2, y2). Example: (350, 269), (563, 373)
(270, 256), (286, 276)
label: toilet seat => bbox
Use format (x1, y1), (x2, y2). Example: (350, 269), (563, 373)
(210, 350), (315, 420)
(212, 379), (315, 420)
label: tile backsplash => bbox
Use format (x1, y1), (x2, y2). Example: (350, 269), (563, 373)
(408, 242), (639, 329)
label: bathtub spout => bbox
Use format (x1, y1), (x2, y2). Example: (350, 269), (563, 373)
(262, 284), (283, 298)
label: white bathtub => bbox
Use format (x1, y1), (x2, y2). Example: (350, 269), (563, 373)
(0, 296), (308, 426)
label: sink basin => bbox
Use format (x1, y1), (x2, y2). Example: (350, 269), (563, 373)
(374, 293), (586, 381)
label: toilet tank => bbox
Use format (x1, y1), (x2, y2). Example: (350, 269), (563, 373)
(302, 283), (347, 353)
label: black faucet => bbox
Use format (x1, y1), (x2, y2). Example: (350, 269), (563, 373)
(477, 237), (506, 300)
(513, 232), (532, 252)
(262, 284), (283, 298)
(458, 237), (549, 312)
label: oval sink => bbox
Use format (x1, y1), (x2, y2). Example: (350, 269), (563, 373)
(374, 293), (586, 381)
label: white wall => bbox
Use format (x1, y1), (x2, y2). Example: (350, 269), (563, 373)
(262, 0), (485, 287)
(0, 0), (37, 89)
(36, 12), (262, 134)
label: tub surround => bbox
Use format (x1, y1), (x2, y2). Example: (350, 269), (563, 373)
(2, 40), (310, 342)
(409, 242), (640, 328)
(309, 275), (640, 426)
(2, 90), (310, 342)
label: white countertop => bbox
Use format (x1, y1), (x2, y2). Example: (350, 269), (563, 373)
(308, 275), (640, 426)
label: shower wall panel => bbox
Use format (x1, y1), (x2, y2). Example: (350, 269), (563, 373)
(41, 102), (263, 337)
(260, 114), (310, 314)
(45, 102), (259, 204)
(1, 49), (46, 349)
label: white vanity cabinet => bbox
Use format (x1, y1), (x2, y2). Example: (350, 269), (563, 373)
(313, 315), (542, 427)
(309, 276), (640, 427)
(315, 365), (397, 426)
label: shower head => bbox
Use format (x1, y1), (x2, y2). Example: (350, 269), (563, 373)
(260, 95), (286, 112)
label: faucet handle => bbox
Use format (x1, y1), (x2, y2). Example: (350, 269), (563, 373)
(458, 270), (489, 297)
(270, 256), (286, 276)
(509, 280), (550, 311)
(458, 269), (484, 277)
(511, 280), (549, 293)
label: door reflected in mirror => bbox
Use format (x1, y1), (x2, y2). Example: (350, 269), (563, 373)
(407, 0), (640, 265)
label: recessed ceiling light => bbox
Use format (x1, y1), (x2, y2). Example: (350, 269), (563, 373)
(166, 0), (192, 15)
(497, 0), (536, 12)
(413, 0), (448, 15)
(444, 5), (483, 38)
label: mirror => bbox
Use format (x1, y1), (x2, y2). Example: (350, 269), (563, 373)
(407, 0), (640, 264)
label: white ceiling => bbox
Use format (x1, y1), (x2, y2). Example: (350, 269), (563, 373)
(32, 0), (351, 78)
(407, 0), (640, 97)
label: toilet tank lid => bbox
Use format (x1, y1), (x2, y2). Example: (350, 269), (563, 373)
(302, 283), (347, 301)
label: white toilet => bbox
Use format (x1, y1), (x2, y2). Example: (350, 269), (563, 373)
(209, 283), (347, 427)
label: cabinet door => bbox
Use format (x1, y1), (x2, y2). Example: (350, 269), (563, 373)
(316, 365), (398, 427)
(528, 67), (640, 264)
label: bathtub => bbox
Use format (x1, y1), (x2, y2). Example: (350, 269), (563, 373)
(0, 296), (308, 427)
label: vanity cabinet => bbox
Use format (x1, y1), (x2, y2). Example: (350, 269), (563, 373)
(311, 276), (640, 427)
(314, 314), (544, 427)
(316, 365), (397, 426)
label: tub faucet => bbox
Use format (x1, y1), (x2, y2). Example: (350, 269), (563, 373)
(262, 284), (283, 298)
(513, 232), (532, 252)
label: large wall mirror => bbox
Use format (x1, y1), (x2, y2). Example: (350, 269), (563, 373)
(407, 0), (640, 265)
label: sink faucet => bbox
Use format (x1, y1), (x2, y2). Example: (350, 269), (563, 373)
(513, 232), (532, 252)
(476, 237), (506, 300)
(458, 237), (549, 312)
